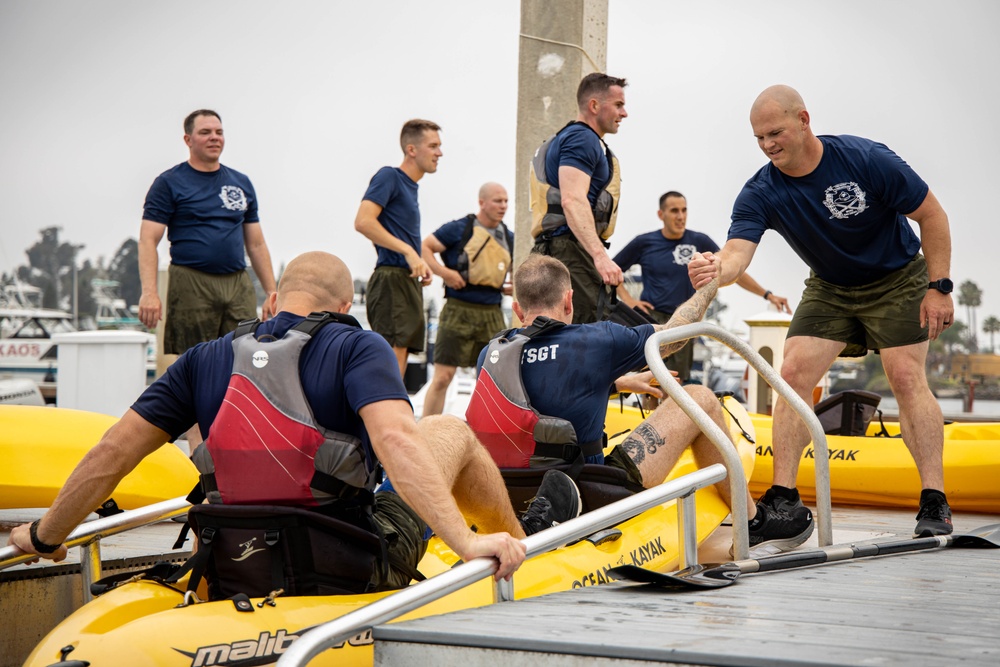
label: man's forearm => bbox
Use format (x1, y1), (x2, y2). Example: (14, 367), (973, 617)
(246, 242), (277, 294)
(37, 412), (169, 545)
(357, 217), (417, 260)
(655, 278), (719, 358)
(138, 237), (159, 296)
(563, 198), (608, 261)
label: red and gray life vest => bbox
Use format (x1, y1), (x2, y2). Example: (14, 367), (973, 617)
(466, 317), (605, 468)
(191, 312), (376, 507)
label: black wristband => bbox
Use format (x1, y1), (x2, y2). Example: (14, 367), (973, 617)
(763, 290), (773, 300)
(29, 519), (62, 554)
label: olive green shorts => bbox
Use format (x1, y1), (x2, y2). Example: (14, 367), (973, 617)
(604, 445), (645, 487)
(433, 299), (508, 368)
(366, 266), (425, 353)
(787, 254), (930, 358)
(372, 491), (429, 591)
(165, 264), (257, 355)
(531, 235), (604, 324)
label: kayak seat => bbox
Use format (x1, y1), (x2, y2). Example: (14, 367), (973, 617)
(814, 390), (882, 436)
(184, 504), (382, 600)
(501, 463), (645, 515)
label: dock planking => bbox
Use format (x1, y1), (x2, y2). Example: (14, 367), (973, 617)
(374, 506), (1000, 667)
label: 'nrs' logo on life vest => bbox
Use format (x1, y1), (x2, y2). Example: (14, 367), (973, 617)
(489, 350), (500, 364)
(252, 350), (269, 368)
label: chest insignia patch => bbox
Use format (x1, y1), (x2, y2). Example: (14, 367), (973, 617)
(672, 243), (697, 265)
(823, 181), (867, 219)
(219, 185), (248, 211)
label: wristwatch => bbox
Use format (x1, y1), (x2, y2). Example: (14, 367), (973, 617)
(928, 278), (954, 294)
(29, 519), (62, 554)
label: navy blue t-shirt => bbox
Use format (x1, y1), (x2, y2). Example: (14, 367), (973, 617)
(433, 216), (514, 305)
(729, 135), (928, 286)
(362, 167), (421, 269)
(131, 312), (410, 460)
(477, 321), (654, 448)
(143, 162), (259, 274)
(543, 123), (611, 234)
(613, 230), (720, 314)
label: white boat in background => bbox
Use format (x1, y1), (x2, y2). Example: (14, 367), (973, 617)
(0, 306), (75, 396)
(92, 278), (143, 330)
(0, 282), (157, 402)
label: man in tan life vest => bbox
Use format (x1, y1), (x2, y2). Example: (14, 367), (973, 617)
(420, 182), (514, 417)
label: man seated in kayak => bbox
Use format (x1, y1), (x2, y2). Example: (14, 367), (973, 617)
(468, 254), (813, 555)
(7, 251), (582, 586)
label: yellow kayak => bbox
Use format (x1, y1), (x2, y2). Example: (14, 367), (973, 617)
(0, 405), (198, 510)
(747, 412), (1000, 512)
(25, 399), (754, 667)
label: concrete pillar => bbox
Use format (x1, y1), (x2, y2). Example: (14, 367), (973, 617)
(513, 0), (608, 271)
(745, 312), (792, 415)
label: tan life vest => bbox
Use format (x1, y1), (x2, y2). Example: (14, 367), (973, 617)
(529, 121), (621, 241)
(454, 215), (512, 290)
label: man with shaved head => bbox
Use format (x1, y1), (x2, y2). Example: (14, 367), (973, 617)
(689, 85), (955, 537)
(420, 183), (514, 417)
(9, 251), (582, 588)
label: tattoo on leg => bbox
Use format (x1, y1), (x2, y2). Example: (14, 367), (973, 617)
(621, 422), (665, 465)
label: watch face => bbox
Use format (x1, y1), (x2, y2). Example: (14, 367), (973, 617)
(932, 278), (954, 293)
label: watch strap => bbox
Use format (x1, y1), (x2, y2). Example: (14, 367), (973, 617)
(29, 519), (62, 554)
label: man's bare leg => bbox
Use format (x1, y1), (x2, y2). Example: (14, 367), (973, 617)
(770, 336), (845, 488)
(418, 415), (526, 538)
(619, 385), (754, 514)
(422, 364), (457, 418)
(880, 342), (945, 490)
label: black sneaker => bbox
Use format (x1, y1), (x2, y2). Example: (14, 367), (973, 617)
(519, 470), (582, 536)
(914, 491), (953, 537)
(745, 495), (814, 557)
(758, 486), (807, 516)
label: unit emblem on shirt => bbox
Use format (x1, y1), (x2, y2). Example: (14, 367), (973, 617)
(672, 244), (698, 265)
(219, 185), (248, 211)
(822, 182), (867, 219)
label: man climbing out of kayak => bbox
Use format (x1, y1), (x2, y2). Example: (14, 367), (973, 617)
(7, 251), (582, 586)
(467, 254), (813, 556)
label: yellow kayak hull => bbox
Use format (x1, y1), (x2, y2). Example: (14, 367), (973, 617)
(25, 400), (754, 667)
(747, 412), (1000, 512)
(0, 405), (198, 510)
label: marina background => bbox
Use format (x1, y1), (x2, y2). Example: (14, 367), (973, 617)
(1, 0), (998, 336)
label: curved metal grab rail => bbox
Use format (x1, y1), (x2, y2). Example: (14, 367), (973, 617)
(644, 323), (832, 548)
(644, 328), (752, 560)
(0, 497), (190, 573)
(276, 464), (728, 667)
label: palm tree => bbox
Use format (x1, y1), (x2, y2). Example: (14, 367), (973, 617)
(957, 280), (982, 351)
(983, 315), (1000, 353)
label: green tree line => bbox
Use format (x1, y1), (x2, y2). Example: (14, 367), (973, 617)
(1, 227), (140, 324)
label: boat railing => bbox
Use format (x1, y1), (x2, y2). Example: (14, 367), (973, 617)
(0, 497), (191, 602)
(275, 464), (728, 667)
(644, 323), (833, 548)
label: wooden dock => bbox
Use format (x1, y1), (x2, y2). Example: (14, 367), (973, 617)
(373, 506), (1000, 666)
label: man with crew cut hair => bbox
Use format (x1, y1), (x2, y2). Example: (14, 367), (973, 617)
(356, 119), (443, 377)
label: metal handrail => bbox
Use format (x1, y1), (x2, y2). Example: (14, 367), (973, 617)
(644, 329), (752, 560)
(276, 464), (728, 667)
(645, 323), (833, 547)
(0, 496), (190, 584)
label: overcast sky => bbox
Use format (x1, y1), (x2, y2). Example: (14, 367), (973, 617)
(1, 0), (997, 336)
